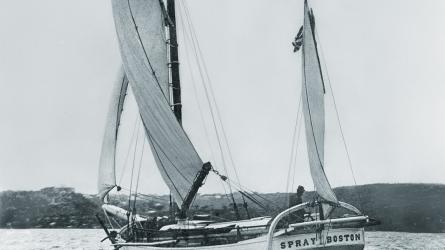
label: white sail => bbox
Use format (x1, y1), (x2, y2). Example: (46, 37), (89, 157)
(112, 0), (204, 207)
(302, 1), (338, 204)
(98, 67), (129, 201)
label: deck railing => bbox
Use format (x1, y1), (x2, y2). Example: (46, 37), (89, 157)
(266, 201), (364, 250)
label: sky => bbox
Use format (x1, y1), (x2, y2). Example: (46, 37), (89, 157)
(0, 0), (444, 195)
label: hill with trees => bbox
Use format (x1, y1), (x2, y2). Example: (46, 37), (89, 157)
(0, 183), (444, 232)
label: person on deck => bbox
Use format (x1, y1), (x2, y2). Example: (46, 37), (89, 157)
(288, 185), (306, 222)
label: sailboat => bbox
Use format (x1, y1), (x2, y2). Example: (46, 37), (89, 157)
(97, 0), (378, 249)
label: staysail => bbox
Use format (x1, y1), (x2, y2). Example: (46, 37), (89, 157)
(98, 67), (129, 201)
(301, 1), (338, 203)
(112, 0), (204, 208)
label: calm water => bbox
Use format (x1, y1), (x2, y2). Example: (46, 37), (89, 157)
(1, 229), (444, 250)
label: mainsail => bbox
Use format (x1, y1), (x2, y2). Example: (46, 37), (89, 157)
(111, 0), (204, 207)
(98, 67), (129, 201)
(301, 1), (338, 204)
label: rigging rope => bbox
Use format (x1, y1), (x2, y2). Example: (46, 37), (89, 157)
(118, 115), (140, 186)
(285, 95), (303, 197)
(238, 191), (270, 212)
(180, 0), (243, 186)
(177, 0), (229, 177)
(313, 28), (364, 212)
(176, 5), (217, 164)
(176, 5), (234, 210)
(177, 0), (240, 216)
(285, 97), (304, 221)
(177, 0), (285, 217)
(145, 127), (185, 201)
(126, 0), (169, 103)
(133, 137), (146, 212)
(226, 179), (281, 212)
(127, 120), (142, 212)
(210, 167), (276, 214)
(120, 187), (169, 202)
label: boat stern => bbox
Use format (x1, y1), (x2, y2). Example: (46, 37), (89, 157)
(274, 228), (365, 250)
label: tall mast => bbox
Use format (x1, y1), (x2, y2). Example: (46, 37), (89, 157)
(166, 1), (212, 219)
(167, 0), (182, 124)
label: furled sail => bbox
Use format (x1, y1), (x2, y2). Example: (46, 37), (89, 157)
(98, 67), (129, 201)
(112, 0), (204, 207)
(301, 1), (338, 203)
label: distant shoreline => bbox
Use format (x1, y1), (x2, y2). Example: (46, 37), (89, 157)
(1, 183), (445, 233)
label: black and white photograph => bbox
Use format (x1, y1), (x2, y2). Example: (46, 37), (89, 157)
(0, 0), (444, 249)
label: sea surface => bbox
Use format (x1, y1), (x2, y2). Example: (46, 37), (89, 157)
(0, 229), (444, 250)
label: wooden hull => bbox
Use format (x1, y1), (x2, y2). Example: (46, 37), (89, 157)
(115, 228), (364, 250)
